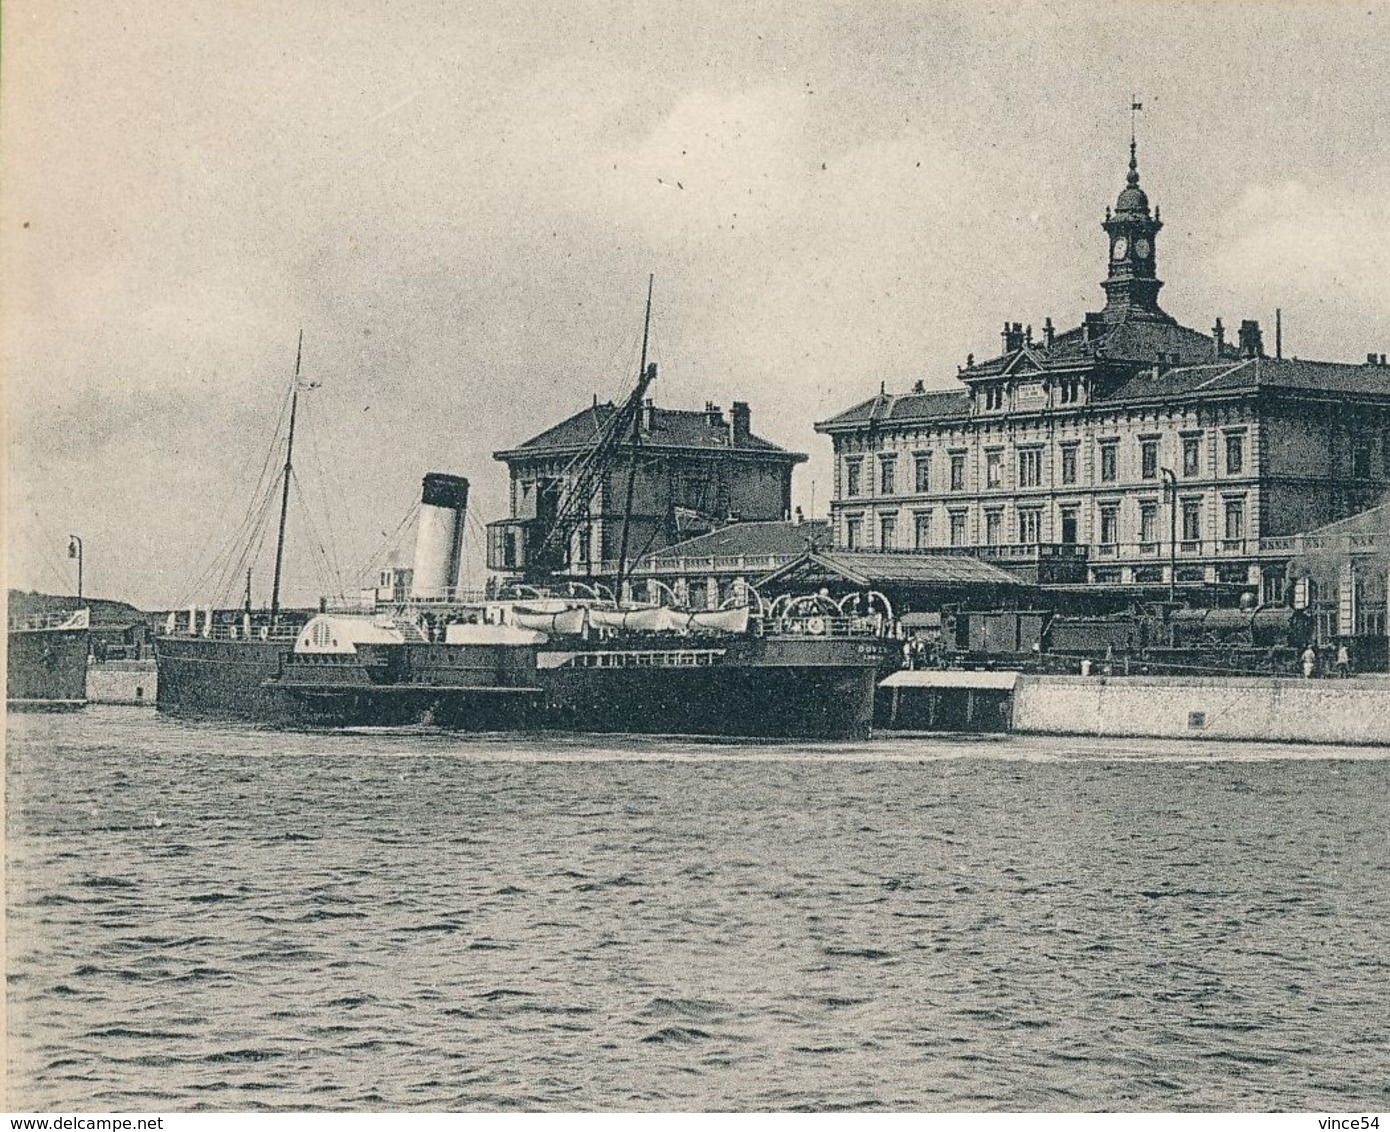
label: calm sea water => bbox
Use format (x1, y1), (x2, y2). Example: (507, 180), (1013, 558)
(7, 706), (1390, 1112)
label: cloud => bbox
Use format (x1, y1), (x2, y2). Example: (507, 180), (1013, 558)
(1210, 181), (1389, 313)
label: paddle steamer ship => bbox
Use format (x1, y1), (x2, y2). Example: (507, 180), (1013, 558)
(155, 307), (893, 739)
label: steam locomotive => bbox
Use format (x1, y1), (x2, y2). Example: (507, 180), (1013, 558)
(941, 604), (1314, 676)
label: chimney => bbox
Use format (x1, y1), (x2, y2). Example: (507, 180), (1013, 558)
(1002, 322), (1025, 352)
(1025, 324), (1034, 347)
(794, 506), (804, 526)
(705, 400), (723, 426)
(642, 397), (656, 430)
(1082, 312), (1105, 344)
(1238, 319), (1264, 359)
(1212, 317), (1225, 359)
(730, 401), (751, 446)
(1043, 317), (1055, 348)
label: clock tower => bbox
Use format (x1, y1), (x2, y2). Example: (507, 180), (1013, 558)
(1100, 140), (1169, 322)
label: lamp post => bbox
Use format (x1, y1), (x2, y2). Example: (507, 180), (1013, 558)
(67, 534), (83, 601)
(1160, 469), (1177, 605)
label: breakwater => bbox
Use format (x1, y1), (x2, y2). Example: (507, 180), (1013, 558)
(1012, 674), (1390, 746)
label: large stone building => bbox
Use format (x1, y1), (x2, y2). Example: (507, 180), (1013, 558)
(489, 394), (805, 587)
(816, 141), (1390, 602)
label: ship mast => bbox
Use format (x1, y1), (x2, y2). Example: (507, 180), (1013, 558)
(269, 330), (303, 622)
(614, 275), (654, 602)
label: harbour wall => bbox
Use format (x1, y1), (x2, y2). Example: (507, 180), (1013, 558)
(86, 660), (157, 707)
(1012, 674), (1390, 745)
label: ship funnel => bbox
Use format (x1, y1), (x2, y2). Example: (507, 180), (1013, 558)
(411, 473), (470, 600)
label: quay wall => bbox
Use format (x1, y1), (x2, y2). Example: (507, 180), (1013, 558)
(1012, 675), (1390, 745)
(87, 660), (157, 707)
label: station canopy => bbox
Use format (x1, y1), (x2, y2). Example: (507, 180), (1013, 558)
(758, 549), (1030, 602)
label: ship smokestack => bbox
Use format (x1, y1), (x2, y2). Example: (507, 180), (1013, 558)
(411, 473), (470, 600)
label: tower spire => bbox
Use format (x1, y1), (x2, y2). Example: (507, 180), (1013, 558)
(1129, 96), (1143, 185)
(1100, 112), (1167, 323)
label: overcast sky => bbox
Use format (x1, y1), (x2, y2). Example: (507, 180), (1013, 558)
(5, 0), (1389, 609)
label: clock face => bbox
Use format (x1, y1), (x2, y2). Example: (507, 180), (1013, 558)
(1135, 238), (1152, 258)
(1112, 237), (1129, 260)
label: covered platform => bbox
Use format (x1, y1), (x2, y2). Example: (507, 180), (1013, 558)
(876, 666), (1022, 732)
(757, 549), (1033, 617)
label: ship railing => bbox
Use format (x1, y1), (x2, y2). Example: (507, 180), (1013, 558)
(619, 554), (796, 576)
(762, 615), (884, 639)
(167, 622), (302, 642)
(8, 611), (88, 631)
(562, 649), (724, 669)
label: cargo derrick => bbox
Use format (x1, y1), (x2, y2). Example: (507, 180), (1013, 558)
(488, 276), (658, 591)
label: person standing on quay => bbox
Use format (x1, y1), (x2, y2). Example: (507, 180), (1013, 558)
(1301, 645), (1318, 678)
(1336, 641), (1351, 678)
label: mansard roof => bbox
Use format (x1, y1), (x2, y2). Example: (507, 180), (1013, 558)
(1108, 356), (1390, 402)
(962, 316), (1224, 379)
(816, 388), (971, 431)
(816, 355), (1390, 434)
(496, 401), (804, 462)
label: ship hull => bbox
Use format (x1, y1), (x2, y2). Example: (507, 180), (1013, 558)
(7, 625), (89, 709)
(155, 633), (890, 739)
(537, 635), (888, 740)
(153, 636), (538, 728)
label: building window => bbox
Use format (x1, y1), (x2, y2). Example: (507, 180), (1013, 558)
(1018, 507), (1041, 544)
(1099, 441), (1118, 483)
(983, 384), (1005, 411)
(914, 454), (931, 494)
(949, 452), (966, 492)
(845, 515), (862, 550)
(1224, 498), (1246, 541)
(845, 458), (862, 497)
(1182, 500), (1202, 543)
(1099, 504), (1119, 546)
(985, 508), (1003, 545)
(985, 449), (1003, 489)
(1353, 435), (1373, 479)
(1225, 433), (1245, 475)
(1018, 447), (1042, 488)
(914, 510), (932, 549)
(1060, 506), (1079, 545)
(879, 513), (897, 550)
(949, 510), (967, 547)
(1140, 501), (1158, 546)
(1182, 435), (1201, 478)
(1059, 378), (1081, 405)
(879, 455), (896, 495)
(1141, 438), (1159, 480)
(1060, 443), (1078, 485)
